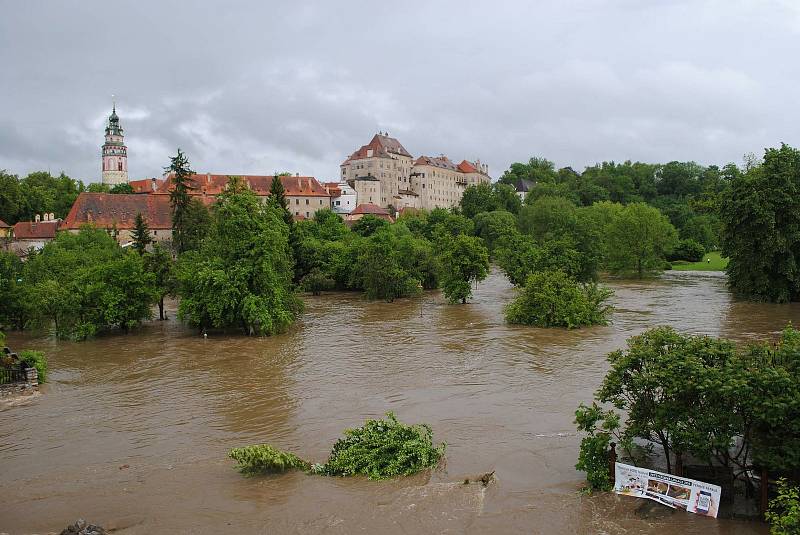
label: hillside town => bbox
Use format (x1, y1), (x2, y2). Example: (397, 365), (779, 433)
(0, 106), (496, 254)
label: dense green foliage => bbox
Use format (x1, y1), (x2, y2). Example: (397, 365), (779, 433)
(228, 444), (310, 475)
(767, 479), (800, 535)
(5, 228), (157, 339)
(577, 325), (800, 489)
(311, 412), (446, 480)
(668, 238), (705, 262)
(177, 186), (301, 335)
(19, 349), (47, 383)
(504, 270), (613, 328)
(574, 403), (629, 492)
(605, 203), (678, 277)
(720, 144), (800, 302)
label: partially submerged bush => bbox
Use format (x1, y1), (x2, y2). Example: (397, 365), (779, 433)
(228, 444), (310, 476)
(312, 412), (445, 480)
(229, 413), (445, 480)
(505, 270), (613, 328)
(19, 350), (47, 383)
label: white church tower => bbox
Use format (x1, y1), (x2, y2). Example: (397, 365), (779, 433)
(101, 102), (128, 185)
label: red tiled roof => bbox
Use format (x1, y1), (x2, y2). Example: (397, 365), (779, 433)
(414, 155), (458, 171)
(155, 174), (330, 197)
(351, 203), (391, 216)
(342, 134), (412, 165)
(0, 219), (10, 228)
(128, 178), (165, 193)
(62, 193), (173, 230)
(457, 160), (478, 173)
(13, 220), (60, 239)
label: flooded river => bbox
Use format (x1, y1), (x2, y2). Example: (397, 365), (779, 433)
(2, 270), (799, 534)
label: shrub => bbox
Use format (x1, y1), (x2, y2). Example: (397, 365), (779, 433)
(766, 479), (800, 535)
(228, 444), (310, 476)
(312, 412), (446, 480)
(301, 268), (335, 295)
(668, 238), (705, 262)
(19, 350), (47, 383)
(505, 270), (613, 328)
(574, 403), (628, 492)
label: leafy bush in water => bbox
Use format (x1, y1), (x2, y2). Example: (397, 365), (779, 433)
(312, 412), (446, 480)
(19, 350), (47, 383)
(228, 444), (310, 475)
(505, 270), (613, 328)
(766, 479), (800, 535)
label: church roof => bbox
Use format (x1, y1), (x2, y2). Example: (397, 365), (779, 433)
(63, 193), (173, 230)
(156, 174), (330, 197)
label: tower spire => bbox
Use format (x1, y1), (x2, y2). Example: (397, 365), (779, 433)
(112, 94), (116, 114)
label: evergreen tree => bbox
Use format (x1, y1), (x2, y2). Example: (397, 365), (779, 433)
(269, 172), (293, 225)
(166, 148), (196, 254)
(131, 212), (152, 255)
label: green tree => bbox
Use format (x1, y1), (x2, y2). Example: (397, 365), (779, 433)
(499, 157), (558, 186)
(22, 227), (156, 338)
(460, 183), (497, 218)
(144, 243), (176, 321)
(85, 182), (111, 193)
(110, 183), (135, 194)
(177, 187), (301, 335)
(269, 173), (293, 226)
(0, 170), (22, 224)
(0, 250), (31, 330)
(766, 480), (800, 535)
(504, 270), (613, 328)
(166, 148), (196, 254)
(349, 229), (422, 301)
(720, 143), (800, 302)
(351, 214), (389, 237)
(473, 210), (518, 255)
(439, 234), (489, 304)
(131, 212), (152, 255)
(606, 203), (677, 278)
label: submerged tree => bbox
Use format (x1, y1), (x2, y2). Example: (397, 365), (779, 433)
(177, 183), (301, 335)
(720, 143), (800, 302)
(439, 234), (489, 304)
(606, 203), (677, 278)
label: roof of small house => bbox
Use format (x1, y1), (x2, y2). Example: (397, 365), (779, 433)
(351, 203), (391, 216)
(155, 174), (330, 197)
(513, 178), (536, 193)
(12, 220), (60, 239)
(62, 193), (173, 230)
(0, 218), (10, 228)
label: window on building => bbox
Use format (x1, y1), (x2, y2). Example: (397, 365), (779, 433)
(295, 199), (299, 205)
(305, 199), (309, 205)
(306, 212), (309, 218)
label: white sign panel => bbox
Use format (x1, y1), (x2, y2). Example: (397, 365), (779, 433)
(613, 462), (722, 518)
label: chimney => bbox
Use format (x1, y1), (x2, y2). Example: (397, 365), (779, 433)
(206, 173), (211, 184)
(151, 177), (157, 191)
(35, 214), (41, 223)
(295, 172), (300, 177)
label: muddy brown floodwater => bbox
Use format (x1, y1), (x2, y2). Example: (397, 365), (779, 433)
(2, 270), (799, 534)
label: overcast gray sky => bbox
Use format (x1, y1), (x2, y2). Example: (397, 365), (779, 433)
(1, 0), (798, 183)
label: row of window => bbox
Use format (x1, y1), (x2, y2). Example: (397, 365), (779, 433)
(294, 198), (325, 206)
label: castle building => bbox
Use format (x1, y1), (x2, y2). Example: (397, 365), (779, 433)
(101, 104), (128, 185)
(340, 133), (491, 211)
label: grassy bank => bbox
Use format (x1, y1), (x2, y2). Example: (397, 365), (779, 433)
(671, 251), (728, 271)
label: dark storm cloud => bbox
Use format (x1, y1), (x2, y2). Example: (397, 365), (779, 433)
(1, 0), (798, 182)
